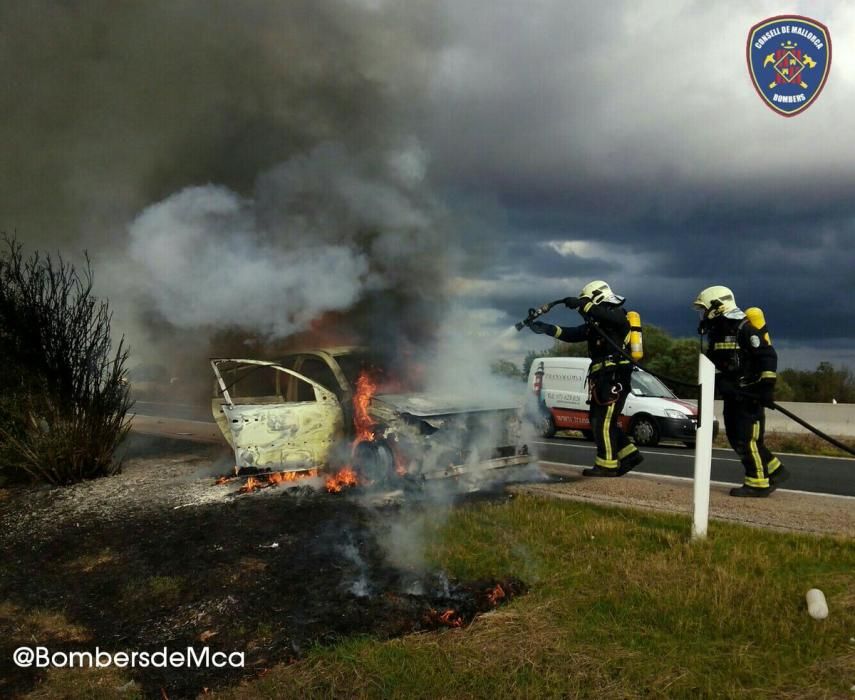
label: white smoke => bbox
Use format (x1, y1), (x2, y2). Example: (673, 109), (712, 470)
(127, 142), (444, 340)
(128, 185), (369, 336)
(418, 304), (524, 403)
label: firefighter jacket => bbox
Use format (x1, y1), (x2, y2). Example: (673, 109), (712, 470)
(705, 312), (777, 398)
(548, 302), (631, 376)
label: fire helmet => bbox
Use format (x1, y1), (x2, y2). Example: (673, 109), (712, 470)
(579, 280), (624, 305)
(693, 285), (737, 319)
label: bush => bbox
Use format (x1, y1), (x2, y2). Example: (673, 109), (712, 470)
(0, 236), (132, 484)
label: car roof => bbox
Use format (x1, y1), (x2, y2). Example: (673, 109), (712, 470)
(279, 346), (366, 358)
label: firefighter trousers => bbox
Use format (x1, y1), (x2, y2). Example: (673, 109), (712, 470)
(589, 370), (639, 471)
(723, 397), (782, 488)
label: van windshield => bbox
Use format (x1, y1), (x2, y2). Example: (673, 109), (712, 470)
(630, 370), (675, 398)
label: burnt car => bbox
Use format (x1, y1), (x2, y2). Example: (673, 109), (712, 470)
(211, 347), (531, 484)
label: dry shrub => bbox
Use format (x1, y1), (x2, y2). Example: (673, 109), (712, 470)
(0, 236), (132, 484)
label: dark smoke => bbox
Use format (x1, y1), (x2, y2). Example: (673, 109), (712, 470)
(1, 0), (448, 377)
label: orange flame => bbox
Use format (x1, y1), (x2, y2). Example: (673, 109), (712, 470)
(352, 371), (378, 444)
(394, 449), (408, 477)
(437, 609), (463, 627)
(236, 469), (319, 494)
(325, 467), (359, 493)
(487, 584), (506, 606)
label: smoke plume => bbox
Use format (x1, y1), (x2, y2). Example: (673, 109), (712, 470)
(1, 0), (446, 364)
(127, 141), (447, 347)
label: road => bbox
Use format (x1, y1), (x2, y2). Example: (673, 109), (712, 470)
(533, 437), (855, 497)
(133, 401), (215, 422)
(129, 401), (854, 498)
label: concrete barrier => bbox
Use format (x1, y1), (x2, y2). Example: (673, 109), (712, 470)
(712, 401), (855, 437)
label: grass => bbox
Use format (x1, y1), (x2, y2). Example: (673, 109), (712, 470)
(714, 431), (855, 459)
(120, 574), (186, 610)
(215, 497), (855, 699)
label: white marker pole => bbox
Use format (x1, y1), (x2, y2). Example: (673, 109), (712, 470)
(692, 354), (716, 540)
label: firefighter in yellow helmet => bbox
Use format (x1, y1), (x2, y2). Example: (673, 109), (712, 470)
(693, 286), (788, 497)
(526, 280), (643, 477)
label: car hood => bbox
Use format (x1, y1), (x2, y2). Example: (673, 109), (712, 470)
(372, 392), (521, 417)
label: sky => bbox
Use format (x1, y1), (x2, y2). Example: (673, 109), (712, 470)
(2, 0), (853, 373)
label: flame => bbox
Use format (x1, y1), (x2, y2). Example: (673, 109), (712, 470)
(350, 368), (409, 476)
(236, 469), (319, 494)
(394, 449), (408, 477)
(487, 584), (505, 606)
(437, 608), (463, 627)
(325, 466), (359, 493)
(267, 469), (318, 486)
(352, 371), (378, 443)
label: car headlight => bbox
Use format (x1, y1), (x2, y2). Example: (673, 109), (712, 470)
(665, 409), (687, 419)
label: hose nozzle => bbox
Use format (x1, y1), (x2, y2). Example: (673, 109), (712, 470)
(515, 301), (558, 331)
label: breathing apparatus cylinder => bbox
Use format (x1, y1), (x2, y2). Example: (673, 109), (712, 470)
(627, 310), (643, 361)
(745, 307), (771, 343)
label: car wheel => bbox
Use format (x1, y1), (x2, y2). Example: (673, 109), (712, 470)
(630, 415), (660, 447)
(539, 413), (556, 439)
(581, 430), (594, 441)
(352, 440), (395, 485)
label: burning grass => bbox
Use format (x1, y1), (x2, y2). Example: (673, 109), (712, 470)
(216, 496), (855, 699)
(0, 437), (526, 698)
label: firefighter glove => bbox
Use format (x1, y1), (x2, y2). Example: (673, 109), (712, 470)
(527, 321), (553, 335)
(563, 296), (581, 309)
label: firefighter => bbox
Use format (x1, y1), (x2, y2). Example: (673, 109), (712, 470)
(693, 286), (789, 497)
(526, 280), (644, 477)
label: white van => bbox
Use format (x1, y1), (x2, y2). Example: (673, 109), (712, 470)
(526, 356), (717, 447)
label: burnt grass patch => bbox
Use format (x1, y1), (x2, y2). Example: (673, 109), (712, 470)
(0, 437), (526, 698)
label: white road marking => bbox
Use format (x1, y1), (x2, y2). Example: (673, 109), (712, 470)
(536, 461), (855, 502)
(531, 440), (743, 463)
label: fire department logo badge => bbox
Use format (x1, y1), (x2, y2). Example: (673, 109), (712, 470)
(747, 15), (831, 117)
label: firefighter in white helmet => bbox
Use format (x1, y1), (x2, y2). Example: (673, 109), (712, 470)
(693, 285), (788, 497)
(526, 280), (644, 477)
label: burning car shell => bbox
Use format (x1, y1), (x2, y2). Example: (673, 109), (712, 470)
(210, 348), (531, 483)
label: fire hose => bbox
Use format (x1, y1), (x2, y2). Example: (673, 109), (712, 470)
(515, 301), (855, 457)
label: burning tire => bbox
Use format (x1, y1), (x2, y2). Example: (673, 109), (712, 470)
(352, 440), (396, 485)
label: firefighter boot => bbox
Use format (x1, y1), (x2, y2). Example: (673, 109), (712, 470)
(618, 451), (644, 475)
(729, 485), (776, 498)
(769, 465), (790, 486)
(582, 466), (620, 477)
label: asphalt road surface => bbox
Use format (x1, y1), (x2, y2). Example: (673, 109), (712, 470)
(133, 401), (215, 422)
(533, 437), (855, 498)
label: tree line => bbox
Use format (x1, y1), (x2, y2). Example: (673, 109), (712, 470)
(493, 325), (855, 404)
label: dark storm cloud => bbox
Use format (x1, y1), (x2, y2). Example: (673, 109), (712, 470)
(422, 1), (855, 364)
(3, 0), (853, 370)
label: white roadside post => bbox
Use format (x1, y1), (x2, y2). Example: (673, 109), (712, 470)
(692, 354), (716, 540)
